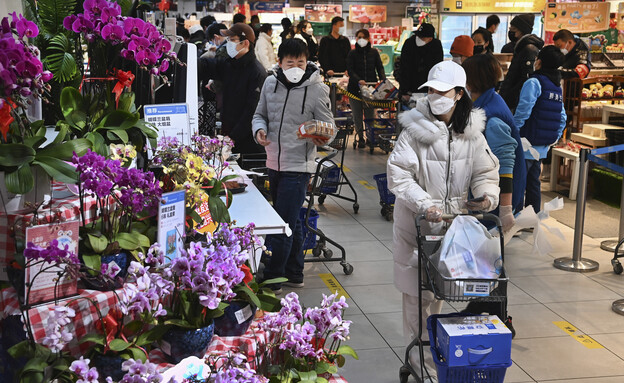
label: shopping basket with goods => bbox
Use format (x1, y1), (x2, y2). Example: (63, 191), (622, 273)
(364, 118), (395, 154)
(372, 173), (395, 221)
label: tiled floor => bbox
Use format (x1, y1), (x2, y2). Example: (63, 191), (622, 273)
(282, 144), (624, 382)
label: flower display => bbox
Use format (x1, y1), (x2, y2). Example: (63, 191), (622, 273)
(41, 306), (76, 353)
(109, 143), (137, 166)
(24, 240), (79, 265)
(63, 0), (174, 75)
(70, 357), (99, 383)
(117, 359), (163, 383)
(205, 352), (268, 383)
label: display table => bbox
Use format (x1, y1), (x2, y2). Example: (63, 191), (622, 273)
(550, 147), (581, 200)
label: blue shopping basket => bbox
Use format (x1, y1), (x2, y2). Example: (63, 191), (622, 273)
(300, 208), (319, 251)
(373, 173), (395, 205)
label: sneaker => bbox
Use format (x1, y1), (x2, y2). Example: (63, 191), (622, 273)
(283, 280), (305, 288)
(268, 284), (282, 295)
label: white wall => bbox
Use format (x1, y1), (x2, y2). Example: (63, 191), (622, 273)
(1, 0), (23, 18)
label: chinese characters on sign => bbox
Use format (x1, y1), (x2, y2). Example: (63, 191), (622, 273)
(158, 190), (186, 261)
(544, 2), (610, 33)
(304, 4), (342, 23)
(144, 103), (191, 146)
(443, 0), (543, 13)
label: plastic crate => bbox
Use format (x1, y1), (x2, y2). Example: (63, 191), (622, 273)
(300, 208), (319, 251)
(365, 118), (395, 145)
(373, 173), (395, 205)
(320, 167), (341, 194)
(427, 314), (511, 383)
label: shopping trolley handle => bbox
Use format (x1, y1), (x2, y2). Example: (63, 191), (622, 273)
(415, 213), (502, 229)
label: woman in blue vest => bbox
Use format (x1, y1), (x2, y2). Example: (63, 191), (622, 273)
(514, 46), (567, 213)
(463, 54), (527, 233)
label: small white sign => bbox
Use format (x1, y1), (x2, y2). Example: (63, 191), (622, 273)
(158, 190), (186, 261)
(144, 103), (191, 146)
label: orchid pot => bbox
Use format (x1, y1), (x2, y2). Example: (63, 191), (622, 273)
(213, 301), (257, 337)
(160, 322), (215, 364)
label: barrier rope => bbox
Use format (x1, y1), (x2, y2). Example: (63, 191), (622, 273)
(324, 81), (397, 109)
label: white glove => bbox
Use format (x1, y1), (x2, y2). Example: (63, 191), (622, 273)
(425, 206), (443, 223)
(465, 194), (492, 212)
(499, 205), (515, 233)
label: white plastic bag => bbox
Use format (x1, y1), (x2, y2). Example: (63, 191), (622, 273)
(437, 216), (502, 280)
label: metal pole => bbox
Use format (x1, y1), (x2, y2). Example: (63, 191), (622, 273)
(600, 178), (624, 254)
(330, 83), (337, 117)
(554, 148), (600, 272)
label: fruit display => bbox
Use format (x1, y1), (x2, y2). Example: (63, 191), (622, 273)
(606, 43), (624, 53)
(581, 83), (620, 99)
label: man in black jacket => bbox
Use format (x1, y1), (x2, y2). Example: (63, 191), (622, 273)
(553, 29), (591, 80)
(398, 23), (443, 101)
(499, 14), (544, 112)
(318, 17), (351, 76)
(198, 23), (266, 155)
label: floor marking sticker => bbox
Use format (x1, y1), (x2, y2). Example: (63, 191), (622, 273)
(336, 163), (351, 172)
(358, 180), (376, 190)
(553, 321), (604, 349)
(318, 273), (350, 299)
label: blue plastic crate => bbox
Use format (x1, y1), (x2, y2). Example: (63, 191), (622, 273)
(427, 314), (511, 383)
(320, 167), (341, 194)
(300, 208), (319, 251)
(373, 173), (395, 205)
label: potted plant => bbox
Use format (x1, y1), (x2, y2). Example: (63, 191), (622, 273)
(258, 292), (359, 383)
(71, 149), (162, 290)
(0, 12), (91, 211)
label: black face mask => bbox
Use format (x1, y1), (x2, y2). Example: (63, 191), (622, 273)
(508, 30), (519, 43)
(473, 45), (485, 55)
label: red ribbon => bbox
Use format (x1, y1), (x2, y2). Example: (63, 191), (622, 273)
(95, 308), (123, 353)
(0, 99), (15, 142)
(112, 70), (135, 105)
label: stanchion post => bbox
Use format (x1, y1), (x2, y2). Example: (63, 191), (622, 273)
(330, 83), (337, 117)
(600, 178), (624, 254)
(553, 148), (600, 272)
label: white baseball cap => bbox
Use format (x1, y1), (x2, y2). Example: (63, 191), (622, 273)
(418, 60), (467, 92)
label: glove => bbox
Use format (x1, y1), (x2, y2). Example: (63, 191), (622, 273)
(499, 205), (515, 233)
(425, 206), (443, 223)
(465, 194), (492, 212)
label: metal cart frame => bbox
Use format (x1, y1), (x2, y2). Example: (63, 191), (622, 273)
(399, 213), (508, 383)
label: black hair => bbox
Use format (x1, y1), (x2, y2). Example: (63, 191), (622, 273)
(472, 27), (493, 53)
(331, 16), (344, 26)
(233, 13), (246, 24)
(207, 23), (226, 40)
(537, 45), (565, 70)
(259, 23), (272, 34)
(296, 20), (310, 34)
(200, 15), (215, 29)
(281, 18), (292, 28)
(553, 29), (574, 42)
(486, 15), (500, 29)
(450, 87), (473, 134)
(355, 29), (370, 39)
(178, 28), (190, 40)
(278, 38), (309, 60)
(250, 15), (260, 24)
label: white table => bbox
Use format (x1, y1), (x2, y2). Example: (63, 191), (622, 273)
(550, 147), (580, 201)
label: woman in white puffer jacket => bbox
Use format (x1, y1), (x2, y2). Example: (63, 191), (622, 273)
(255, 24), (277, 71)
(387, 61), (500, 381)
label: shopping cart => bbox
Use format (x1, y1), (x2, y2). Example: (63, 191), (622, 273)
(372, 173), (395, 221)
(313, 128), (359, 214)
(364, 118), (396, 154)
(611, 237), (624, 274)
(399, 213), (509, 383)
(303, 146), (354, 275)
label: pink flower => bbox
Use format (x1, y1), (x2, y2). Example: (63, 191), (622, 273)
(101, 24), (123, 43)
(159, 59), (169, 73)
(15, 15), (38, 39)
(136, 49), (157, 66)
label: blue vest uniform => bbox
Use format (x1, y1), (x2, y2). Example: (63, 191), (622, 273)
(519, 74), (563, 146)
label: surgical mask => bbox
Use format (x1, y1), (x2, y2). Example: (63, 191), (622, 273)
(357, 38), (368, 48)
(473, 45), (485, 55)
(339, 27), (346, 35)
(283, 67), (305, 83)
(452, 56), (462, 64)
(307, 28), (313, 35)
(508, 30), (518, 43)
(427, 92), (458, 115)
(415, 36), (426, 47)
(560, 46), (569, 55)
(226, 40), (242, 58)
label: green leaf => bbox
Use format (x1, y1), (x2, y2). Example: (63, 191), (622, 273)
(7, 340), (33, 359)
(88, 234), (109, 254)
(0, 143), (36, 167)
(297, 371), (317, 381)
(20, 371), (45, 383)
(115, 232), (140, 251)
(60, 87), (84, 119)
(97, 110), (139, 131)
(258, 294), (282, 312)
(44, 34), (79, 83)
(164, 319), (194, 328)
(258, 277), (288, 287)
(53, 124), (70, 145)
(115, 0), (133, 16)
(37, 138), (92, 159)
(336, 354), (346, 368)
(33, 156), (79, 184)
(5, 165), (34, 195)
(136, 325), (170, 346)
(127, 346), (148, 362)
(106, 129), (129, 143)
(24, 136), (47, 149)
(315, 362), (336, 374)
(109, 339), (131, 352)
(79, 332), (106, 346)
(37, 0), (77, 36)
(135, 232), (151, 249)
(82, 254), (102, 272)
(23, 358), (48, 373)
(208, 196), (230, 224)
(236, 286), (262, 308)
(85, 131), (107, 156)
(117, 92), (136, 113)
(337, 345), (359, 360)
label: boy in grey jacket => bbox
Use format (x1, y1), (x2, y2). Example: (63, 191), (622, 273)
(252, 39), (334, 293)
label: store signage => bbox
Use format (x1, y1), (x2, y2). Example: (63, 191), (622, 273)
(619, 3), (624, 31)
(349, 5), (387, 24)
(144, 103), (191, 147)
(158, 190), (186, 261)
(304, 4), (342, 23)
(442, 0), (543, 13)
(249, 2), (285, 13)
(406, 4), (432, 26)
(25, 221), (79, 304)
(544, 2), (609, 33)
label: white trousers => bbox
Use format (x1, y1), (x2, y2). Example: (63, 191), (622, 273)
(403, 292), (443, 380)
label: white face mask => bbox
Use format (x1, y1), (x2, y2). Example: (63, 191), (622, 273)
(357, 38), (368, 48)
(415, 36), (427, 47)
(339, 27), (346, 36)
(560, 45), (569, 55)
(226, 40), (242, 58)
(283, 67), (305, 83)
(452, 56), (462, 64)
(427, 92), (458, 115)
(307, 28), (313, 35)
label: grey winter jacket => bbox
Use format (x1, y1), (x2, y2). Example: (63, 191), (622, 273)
(252, 63), (334, 173)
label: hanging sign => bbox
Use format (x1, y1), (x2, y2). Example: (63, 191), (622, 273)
(144, 103), (191, 147)
(443, 0), (543, 13)
(406, 4), (432, 26)
(349, 5), (387, 24)
(304, 4), (342, 23)
(250, 2), (285, 12)
(158, 190), (186, 261)
(544, 2), (610, 33)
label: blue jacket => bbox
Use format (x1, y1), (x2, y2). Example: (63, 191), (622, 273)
(474, 88), (527, 213)
(514, 76), (567, 160)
